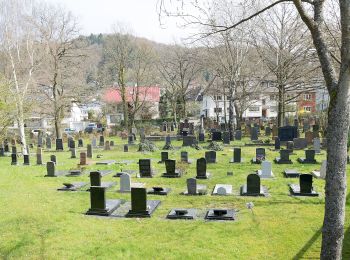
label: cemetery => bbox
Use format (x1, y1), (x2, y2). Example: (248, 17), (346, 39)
(1, 122), (349, 259)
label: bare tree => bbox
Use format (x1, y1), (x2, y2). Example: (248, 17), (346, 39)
(159, 0), (350, 258)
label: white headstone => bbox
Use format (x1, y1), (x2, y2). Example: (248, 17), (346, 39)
(91, 138), (97, 147)
(259, 161), (274, 178)
(120, 173), (131, 192)
(313, 138), (321, 153)
(320, 160), (327, 179)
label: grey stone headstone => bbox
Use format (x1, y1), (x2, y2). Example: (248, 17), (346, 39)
(131, 188), (147, 212)
(91, 138), (97, 147)
(71, 148), (77, 158)
(293, 138), (307, 150)
(187, 178), (197, 195)
(196, 158), (207, 178)
(104, 141), (110, 150)
(165, 135), (171, 145)
(181, 151), (189, 163)
(128, 135), (135, 145)
(205, 151), (216, 163)
(46, 137), (51, 149)
(120, 173), (131, 192)
(260, 161), (273, 178)
(217, 186), (227, 195)
(99, 136), (104, 147)
(300, 174), (313, 193)
(46, 161), (55, 176)
(182, 135), (196, 146)
(280, 149), (290, 161)
(247, 174), (260, 194)
(38, 136), (43, 147)
(50, 155), (57, 164)
(313, 138), (321, 153)
(36, 148), (43, 165)
(87, 144), (93, 158)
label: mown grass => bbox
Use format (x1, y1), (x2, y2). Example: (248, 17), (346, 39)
(0, 135), (349, 259)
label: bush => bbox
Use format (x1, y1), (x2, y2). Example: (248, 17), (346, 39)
(138, 140), (158, 152)
(206, 141), (223, 151)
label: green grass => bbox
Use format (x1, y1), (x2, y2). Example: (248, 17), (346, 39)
(0, 136), (349, 259)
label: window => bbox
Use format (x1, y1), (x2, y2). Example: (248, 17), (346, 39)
(304, 94), (311, 100)
(249, 106), (260, 112)
(214, 107), (222, 113)
(304, 106), (312, 112)
(262, 99), (266, 105)
(214, 95), (222, 101)
(270, 106), (277, 112)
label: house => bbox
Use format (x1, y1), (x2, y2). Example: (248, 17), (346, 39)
(103, 86), (161, 126)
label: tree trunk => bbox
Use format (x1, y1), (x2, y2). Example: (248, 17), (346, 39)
(321, 77), (350, 259)
(234, 101), (241, 127)
(17, 114), (27, 155)
(277, 85), (284, 127)
(55, 114), (62, 139)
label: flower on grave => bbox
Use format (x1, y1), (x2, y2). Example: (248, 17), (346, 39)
(246, 202), (254, 210)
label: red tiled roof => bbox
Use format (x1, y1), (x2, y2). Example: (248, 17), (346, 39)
(103, 86), (160, 104)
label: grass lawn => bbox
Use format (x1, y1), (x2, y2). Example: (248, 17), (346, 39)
(0, 136), (349, 259)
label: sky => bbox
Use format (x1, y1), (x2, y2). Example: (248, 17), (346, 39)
(44, 0), (192, 44)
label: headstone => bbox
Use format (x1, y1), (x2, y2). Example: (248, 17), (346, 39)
(90, 171), (103, 186)
(78, 139), (83, 148)
(87, 144), (93, 158)
(196, 158), (209, 179)
(300, 174), (313, 193)
(80, 152), (87, 165)
(23, 154), (30, 165)
(91, 138), (97, 147)
(205, 151), (216, 163)
(286, 141), (294, 151)
(124, 144), (129, 152)
(110, 141), (114, 147)
(128, 134), (135, 145)
(293, 138), (308, 150)
(139, 159), (152, 178)
(69, 138), (75, 149)
(222, 131), (230, 144)
(265, 127), (271, 136)
(235, 130), (242, 140)
(298, 149), (317, 164)
(181, 151), (190, 163)
(86, 186), (122, 216)
(258, 161), (273, 178)
(305, 131), (313, 145)
(272, 126), (278, 137)
(104, 141), (110, 150)
(163, 159), (180, 177)
(198, 133), (205, 142)
(11, 146), (17, 155)
(275, 149), (292, 164)
(182, 135), (196, 146)
(274, 137), (281, 150)
(231, 148), (241, 163)
(165, 135), (171, 145)
(129, 187), (147, 214)
(0, 146), (4, 157)
(56, 138), (63, 151)
(46, 137), (52, 149)
(46, 161), (55, 176)
(36, 148), (43, 165)
(38, 135), (43, 147)
(278, 126), (298, 141)
(253, 148), (265, 163)
(313, 138), (321, 154)
(50, 155), (57, 164)
(251, 127), (259, 141)
(247, 174), (260, 194)
(120, 173), (131, 192)
(212, 131), (222, 141)
(71, 148), (77, 159)
(99, 136), (104, 147)
(11, 153), (17, 165)
(187, 178), (197, 195)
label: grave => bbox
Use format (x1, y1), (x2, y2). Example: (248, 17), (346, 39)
(66, 169), (84, 177)
(286, 141), (294, 152)
(57, 182), (87, 191)
(158, 151), (168, 163)
(85, 186), (123, 216)
(274, 137), (281, 150)
(257, 161), (274, 178)
(222, 131), (230, 144)
(205, 209), (236, 221)
(198, 133), (205, 142)
(11, 153), (17, 165)
(124, 144), (129, 152)
(128, 134), (135, 145)
(205, 151), (216, 164)
(265, 127), (271, 136)
(119, 173), (131, 192)
(283, 169), (301, 178)
(212, 184), (233, 195)
(36, 148), (43, 165)
(167, 209), (197, 220)
(91, 138), (97, 147)
(312, 160), (327, 179)
(138, 159), (154, 178)
(183, 178), (207, 195)
(274, 149), (292, 164)
(45, 161), (66, 177)
(56, 138), (63, 151)
(230, 148), (242, 163)
(96, 160), (116, 165)
(50, 155), (57, 164)
(89, 170), (115, 189)
(87, 144), (93, 158)
(313, 138), (321, 154)
(182, 135), (196, 146)
(147, 186), (171, 195)
(78, 139), (83, 148)
(46, 137), (51, 149)
(99, 136), (104, 147)
(278, 126), (298, 142)
(79, 152), (88, 165)
(104, 141), (111, 150)
(293, 138), (308, 150)
(240, 174), (267, 196)
(235, 130), (242, 140)
(305, 131), (313, 145)
(289, 174), (319, 196)
(162, 159), (181, 178)
(196, 158), (210, 179)
(298, 149), (317, 164)
(251, 148), (266, 164)
(180, 151), (192, 164)
(71, 148), (77, 159)
(125, 188), (161, 218)
(23, 154), (30, 165)
(250, 127), (259, 141)
(211, 131), (222, 141)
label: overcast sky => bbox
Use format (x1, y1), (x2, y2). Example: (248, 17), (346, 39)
(44, 0), (191, 44)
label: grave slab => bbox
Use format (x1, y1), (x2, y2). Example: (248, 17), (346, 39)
(57, 182), (87, 191)
(147, 187), (171, 195)
(284, 169), (301, 178)
(167, 209), (197, 220)
(205, 209), (236, 221)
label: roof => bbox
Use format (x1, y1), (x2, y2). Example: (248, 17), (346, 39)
(103, 86), (160, 104)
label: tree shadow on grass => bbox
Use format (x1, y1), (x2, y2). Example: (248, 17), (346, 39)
(292, 228), (322, 260)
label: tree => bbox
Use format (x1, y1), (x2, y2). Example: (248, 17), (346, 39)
(159, 0), (350, 258)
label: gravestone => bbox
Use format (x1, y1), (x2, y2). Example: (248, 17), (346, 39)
(187, 178), (197, 195)
(298, 149), (317, 164)
(246, 174), (261, 195)
(265, 127), (271, 136)
(230, 148), (242, 163)
(56, 138), (63, 151)
(251, 127), (259, 141)
(36, 148), (43, 165)
(212, 184), (233, 195)
(139, 159), (152, 178)
(46, 161), (55, 176)
(69, 138), (75, 149)
(252, 148), (265, 164)
(50, 155), (57, 164)
(87, 144), (93, 158)
(293, 138), (308, 150)
(290, 174), (318, 196)
(11, 153), (18, 165)
(46, 137), (51, 149)
(211, 131), (222, 141)
(198, 133), (205, 142)
(11, 146), (17, 155)
(182, 135), (196, 146)
(104, 141), (110, 150)
(196, 158), (210, 179)
(222, 131), (230, 144)
(71, 148), (77, 159)
(126, 187), (160, 218)
(286, 141), (294, 151)
(38, 135), (43, 147)
(120, 173), (131, 192)
(272, 126), (278, 137)
(78, 139), (83, 148)
(275, 149), (292, 164)
(0, 146), (4, 157)
(180, 151), (191, 163)
(313, 138), (321, 154)
(163, 159), (181, 177)
(235, 130), (242, 140)
(91, 138), (97, 147)
(124, 144), (129, 152)
(278, 126), (298, 141)
(86, 186), (122, 216)
(312, 160), (327, 179)
(205, 151), (216, 163)
(99, 136), (104, 147)
(110, 141), (114, 147)
(159, 151), (168, 163)
(23, 154), (30, 165)
(305, 131), (313, 145)
(258, 161), (274, 178)
(79, 152), (87, 165)
(165, 135), (171, 145)
(274, 137), (281, 150)
(128, 134), (135, 145)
